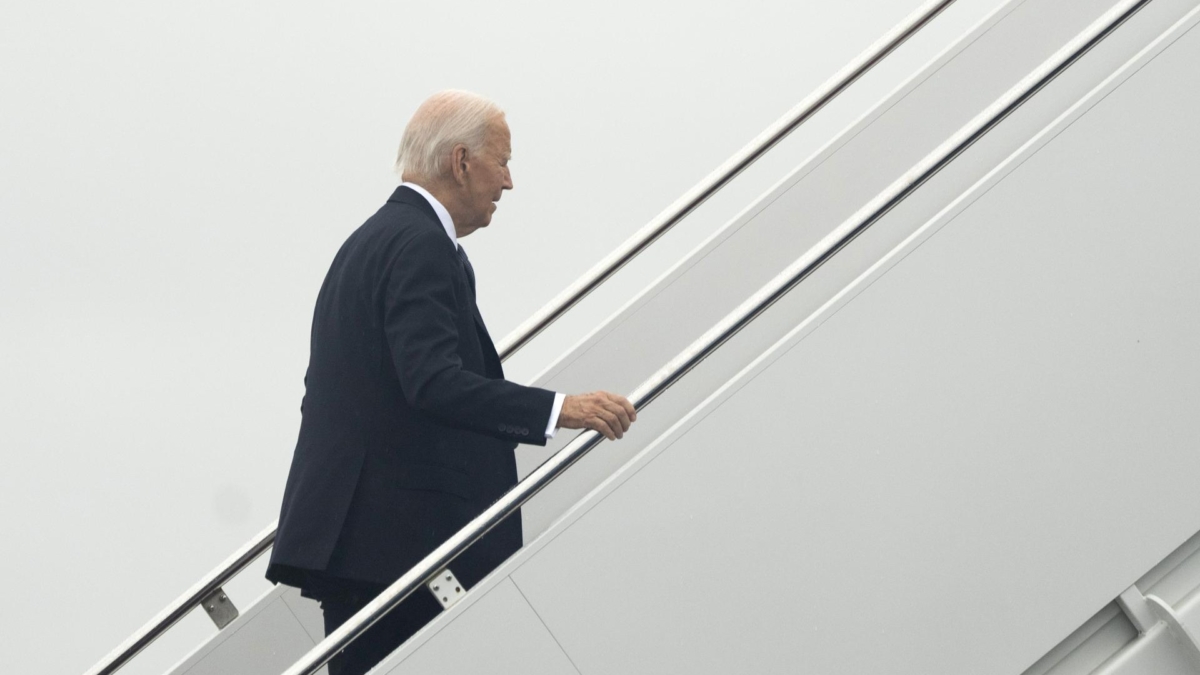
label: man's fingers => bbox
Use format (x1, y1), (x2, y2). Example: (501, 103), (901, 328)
(589, 416), (616, 441)
(596, 410), (623, 439)
(603, 392), (637, 424)
(604, 401), (631, 432)
(597, 393), (633, 430)
(595, 409), (620, 439)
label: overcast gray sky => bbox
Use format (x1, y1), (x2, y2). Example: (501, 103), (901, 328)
(0, 1), (1006, 672)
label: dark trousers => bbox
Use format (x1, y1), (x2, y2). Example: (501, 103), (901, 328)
(319, 586), (442, 675)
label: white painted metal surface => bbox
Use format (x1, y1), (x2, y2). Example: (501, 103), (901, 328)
(512, 0), (1200, 542)
(1029, 530), (1200, 675)
(374, 4), (1200, 674)
(130, 0), (1200, 672)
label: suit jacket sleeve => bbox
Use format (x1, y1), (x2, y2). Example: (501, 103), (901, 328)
(385, 227), (555, 445)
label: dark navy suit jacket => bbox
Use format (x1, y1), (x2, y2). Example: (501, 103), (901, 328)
(267, 186), (555, 594)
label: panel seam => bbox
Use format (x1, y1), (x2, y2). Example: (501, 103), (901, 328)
(511, 578), (585, 675)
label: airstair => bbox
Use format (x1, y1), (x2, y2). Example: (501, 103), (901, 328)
(86, 0), (1200, 673)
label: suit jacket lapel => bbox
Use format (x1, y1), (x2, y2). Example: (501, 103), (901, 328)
(389, 185), (503, 376)
(467, 286), (503, 377)
(454, 257), (502, 377)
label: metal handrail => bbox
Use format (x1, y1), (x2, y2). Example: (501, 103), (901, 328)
(84, 3), (956, 673)
(497, 0), (957, 359)
(280, 0), (1152, 671)
(83, 522), (277, 675)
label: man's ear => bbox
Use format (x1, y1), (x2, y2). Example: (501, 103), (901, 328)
(451, 144), (470, 186)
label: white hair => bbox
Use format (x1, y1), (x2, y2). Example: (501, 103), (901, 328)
(395, 90), (504, 181)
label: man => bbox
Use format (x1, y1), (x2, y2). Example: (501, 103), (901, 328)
(266, 90), (636, 675)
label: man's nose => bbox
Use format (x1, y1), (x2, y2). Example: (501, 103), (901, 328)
(503, 167), (513, 190)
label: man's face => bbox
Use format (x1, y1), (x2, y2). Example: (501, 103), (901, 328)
(462, 116), (513, 232)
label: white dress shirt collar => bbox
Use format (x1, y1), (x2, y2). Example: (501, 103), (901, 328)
(400, 181), (457, 249)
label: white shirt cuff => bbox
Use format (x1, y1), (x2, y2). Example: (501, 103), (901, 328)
(545, 392), (566, 438)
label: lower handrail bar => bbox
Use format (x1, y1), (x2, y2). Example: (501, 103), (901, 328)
(82, 4), (958, 673)
(82, 522), (277, 675)
(280, 1), (1151, 671)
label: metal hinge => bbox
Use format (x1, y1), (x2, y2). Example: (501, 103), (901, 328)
(1115, 584), (1200, 670)
(199, 586), (239, 629)
(428, 568), (466, 610)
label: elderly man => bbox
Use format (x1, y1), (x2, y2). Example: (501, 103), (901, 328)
(266, 90), (636, 675)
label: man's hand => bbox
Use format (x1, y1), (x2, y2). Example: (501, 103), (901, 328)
(558, 391), (637, 441)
